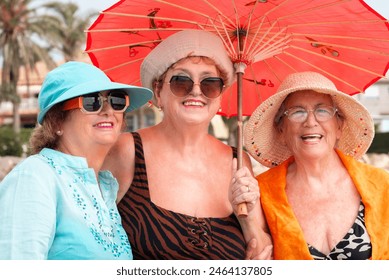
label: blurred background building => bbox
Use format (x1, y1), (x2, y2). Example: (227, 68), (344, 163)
(1, 61), (388, 133)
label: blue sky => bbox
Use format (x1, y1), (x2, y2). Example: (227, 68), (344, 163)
(366, 0), (389, 19)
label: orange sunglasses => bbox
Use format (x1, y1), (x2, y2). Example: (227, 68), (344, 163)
(63, 90), (129, 114)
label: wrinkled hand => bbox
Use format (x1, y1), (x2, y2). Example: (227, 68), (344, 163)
(230, 158), (260, 216)
(245, 237), (273, 260)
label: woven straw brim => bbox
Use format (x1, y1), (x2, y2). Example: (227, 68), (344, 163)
(244, 84), (374, 168)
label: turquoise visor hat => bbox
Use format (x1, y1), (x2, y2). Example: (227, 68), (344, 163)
(37, 61), (153, 124)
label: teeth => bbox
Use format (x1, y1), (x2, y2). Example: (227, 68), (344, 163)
(183, 101), (204, 106)
(301, 134), (322, 140)
(96, 122), (113, 127)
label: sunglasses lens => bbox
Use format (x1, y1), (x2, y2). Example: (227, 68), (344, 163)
(82, 93), (102, 112)
(64, 91), (128, 114)
(108, 90), (128, 111)
(200, 78), (224, 98)
(169, 76), (193, 97)
(169, 76), (224, 98)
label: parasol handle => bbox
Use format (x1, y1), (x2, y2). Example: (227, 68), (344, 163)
(235, 65), (248, 218)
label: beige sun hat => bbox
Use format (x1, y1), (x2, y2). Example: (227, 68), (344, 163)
(140, 29), (235, 90)
(244, 71), (375, 168)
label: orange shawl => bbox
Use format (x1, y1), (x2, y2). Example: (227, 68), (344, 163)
(257, 150), (389, 260)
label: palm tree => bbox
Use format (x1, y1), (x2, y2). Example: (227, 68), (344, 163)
(0, 0), (55, 134)
(0, 1), (97, 133)
(41, 2), (98, 61)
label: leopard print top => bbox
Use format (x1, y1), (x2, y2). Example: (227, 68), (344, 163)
(308, 202), (372, 260)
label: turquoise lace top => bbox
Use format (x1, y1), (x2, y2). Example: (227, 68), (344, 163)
(0, 148), (132, 260)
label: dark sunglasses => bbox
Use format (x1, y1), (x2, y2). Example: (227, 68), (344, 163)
(62, 90), (129, 114)
(167, 75), (225, 99)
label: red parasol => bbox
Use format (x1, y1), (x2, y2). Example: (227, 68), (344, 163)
(85, 0), (389, 215)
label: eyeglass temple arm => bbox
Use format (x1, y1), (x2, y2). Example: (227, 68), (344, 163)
(62, 97), (82, 111)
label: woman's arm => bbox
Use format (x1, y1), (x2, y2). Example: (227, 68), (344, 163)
(230, 155), (273, 260)
(0, 161), (56, 259)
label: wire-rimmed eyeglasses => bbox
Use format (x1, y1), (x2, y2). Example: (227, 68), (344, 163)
(283, 106), (338, 123)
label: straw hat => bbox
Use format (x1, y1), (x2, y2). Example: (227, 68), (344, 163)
(140, 29), (235, 90)
(244, 71), (375, 168)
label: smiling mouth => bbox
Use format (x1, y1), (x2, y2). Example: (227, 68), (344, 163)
(301, 134), (323, 140)
(94, 122), (114, 128)
(183, 100), (205, 107)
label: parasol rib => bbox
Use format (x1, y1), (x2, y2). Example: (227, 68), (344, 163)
(293, 33), (389, 43)
(273, 0), (353, 21)
(84, 41), (162, 53)
(250, 27), (292, 61)
(100, 12), (205, 25)
(283, 51), (365, 93)
(285, 19), (389, 28)
(86, 27), (188, 33)
(99, 58), (145, 73)
(290, 45), (387, 78)
(214, 14), (237, 56)
(294, 38), (389, 57)
(156, 0), (235, 26)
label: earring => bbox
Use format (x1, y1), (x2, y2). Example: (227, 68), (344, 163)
(218, 107), (222, 112)
(56, 130), (63, 136)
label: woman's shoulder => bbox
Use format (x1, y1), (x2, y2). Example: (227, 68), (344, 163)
(209, 135), (234, 151)
(0, 153), (58, 191)
(356, 159), (389, 179)
(103, 132), (135, 170)
(109, 132), (135, 155)
(339, 151), (388, 178)
(117, 131), (135, 144)
(10, 153), (56, 173)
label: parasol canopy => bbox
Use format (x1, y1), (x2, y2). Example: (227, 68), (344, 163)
(86, 0), (389, 115)
(85, 0), (389, 216)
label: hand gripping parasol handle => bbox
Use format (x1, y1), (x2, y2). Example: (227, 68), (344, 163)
(235, 64), (248, 218)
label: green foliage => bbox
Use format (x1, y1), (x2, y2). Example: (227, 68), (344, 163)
(0, 126), (33, 157)
(0, 127), (22, 156)
(367, 132), (389, 154)
(1, 0), (95, 133)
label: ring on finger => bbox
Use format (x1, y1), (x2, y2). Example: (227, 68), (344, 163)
(246, 185), (250, 193)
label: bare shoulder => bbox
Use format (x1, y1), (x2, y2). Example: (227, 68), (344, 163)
(105, 132), (135, 167)
(136, 126), (155, 142)
(103, 132), (136, 202)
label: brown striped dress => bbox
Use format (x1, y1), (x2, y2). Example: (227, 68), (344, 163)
(117, 132), (246, 259)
